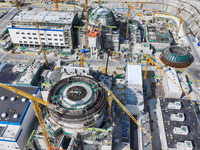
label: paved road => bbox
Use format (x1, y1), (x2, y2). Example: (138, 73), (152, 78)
(0, 7), (17, 34)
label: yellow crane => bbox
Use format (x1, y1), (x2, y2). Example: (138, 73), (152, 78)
(35, 22), (49, 67)
(142, 8), (160, 22)
(10, 21), (49, 67)
(173, 6), (184, 35)
(142, 52), (191, 99)
(107, 95), (112, 122)
(54, 0), (76, 13)
(125, 2), (145, 39)
(143, 60), (149, 88)
(126, 6), (131, 39)
(85, 0), (89, 50)
(98, 0), (101, 6)
(0, 83), (63, 149)
(99, 82), (152, 139)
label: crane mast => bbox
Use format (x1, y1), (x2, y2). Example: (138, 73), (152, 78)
(100, 82), (152, 139)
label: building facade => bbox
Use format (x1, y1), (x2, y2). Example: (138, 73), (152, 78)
(8, 9), (77, 50)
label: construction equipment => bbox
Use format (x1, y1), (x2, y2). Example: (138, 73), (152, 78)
(107, 95), (112, 122)
(100, 82), (152, 139)
(85, 0), (89, 50)
(173, 6), (184, 35)
(54, 0), (76, 12)
(143, 60), (149, 88)
(0, 83), (63, 149)
(55, 0), (59, 11)
(125, 2), (145, 38)
(35, 23), (49, 67)
(98, 0), (101, 6)
(100, 67), (106, 73)
(141, 52), (191, 99)
(80, 54), (84, 67)
(15, 0), (19, 12)
(143, 8), (159, 22)
(126, 6), (131, 39)
(105, 49), (111, 74)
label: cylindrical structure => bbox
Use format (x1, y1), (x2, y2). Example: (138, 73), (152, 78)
(89, 6), (115, 27)
(47, 76), (106, 133)
(160, 46), (191, 68)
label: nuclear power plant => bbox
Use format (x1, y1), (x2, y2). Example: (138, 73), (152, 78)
(0, 0), (200, 150)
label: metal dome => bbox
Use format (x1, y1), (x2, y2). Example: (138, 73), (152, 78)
(89, 6), (115, 26)
(160, 46), (191, 68)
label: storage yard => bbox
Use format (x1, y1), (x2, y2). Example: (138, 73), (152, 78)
(0, 0), (200, 150)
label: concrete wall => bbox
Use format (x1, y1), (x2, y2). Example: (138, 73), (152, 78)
(91, 0), (200, 41)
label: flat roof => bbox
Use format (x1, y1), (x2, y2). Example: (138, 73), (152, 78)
(160, 98), (200, 150)
(0, 63), (21, 84)
(164, 68), (181, 93)
(126, 65), (142, 85)
(0, 85), (37, 125)
(11, 9), (76, 24)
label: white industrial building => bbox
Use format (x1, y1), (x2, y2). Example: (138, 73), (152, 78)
(156, 98), (200, 150)
(0, 85), (41, 150)
(8, 9), (77, 49)
(126, 65), (144, 115)
(162, 68), (182, 99)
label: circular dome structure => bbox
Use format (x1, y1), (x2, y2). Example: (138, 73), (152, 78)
(89, 6), (115, 26)
(47, 76), (106, 133)
(160, 46), (191, 68)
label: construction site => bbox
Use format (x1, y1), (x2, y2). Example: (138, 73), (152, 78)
(0, 0), (200, 150)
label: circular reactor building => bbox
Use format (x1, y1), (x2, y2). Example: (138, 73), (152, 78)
(160, 46), (191, 68)
(89, 6), (115, 27)
(47, 76), (106, 133)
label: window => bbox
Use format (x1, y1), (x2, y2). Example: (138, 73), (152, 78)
(34, 37), (37, 40)
(27, 33), (31, 35)
(40, 33), (44, 36)
(48, 38), (52, 40)
(16, 32), (19, 34)
(21, 32), (25, 34)
(49, 42), (53, 45)
(19, 41), (22, 43)
(32, 33), (36, 35)
(28, 37), (32, 39)
(42, 42), (45, 45)
(55, 43), (58, 45)
(60, 39), (63, 41)
(59, 34), (62, 37)
(54, 34), (57, 36)
(41, 38), (45, 40)
(30, 41), (33, 43)
(60, 43), (64, 45)
(24, 41), (27, 43)
(35, 42), (39, 44)
(22, 37), (26, 39)
(47, 34), (51, 36)
(54, 39), (58, 41)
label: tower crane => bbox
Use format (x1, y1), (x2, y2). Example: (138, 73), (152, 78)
(99, 82), (152, 139)
(125, 2), (145, 39)
(142, 52), (191, 99)
(143, 60), (149, 88)
(54, 0), (76, 12)
(35, 22), (49, 68)
(142, 8), (160, 23)
(1, 20), (48, 67)
(173, 6), (184, 35)
(84, 0), (89, 50)
(0, 83), (63, 150)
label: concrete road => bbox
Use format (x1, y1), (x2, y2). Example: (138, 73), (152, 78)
(0, 7), (17, 34)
